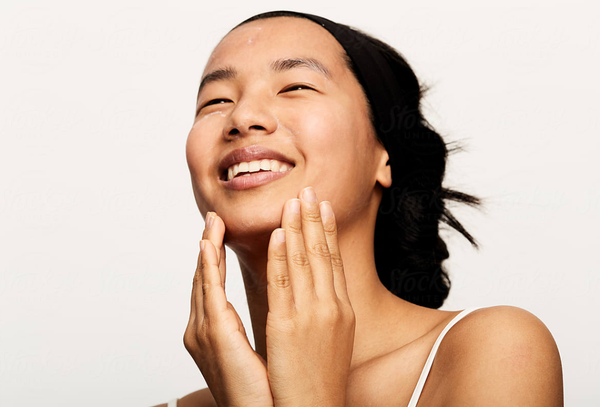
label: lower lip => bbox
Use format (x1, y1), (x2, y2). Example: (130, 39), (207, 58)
(220, 168), (294, 190)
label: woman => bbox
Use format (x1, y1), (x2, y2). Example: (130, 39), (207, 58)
(155, 10), (563, 407)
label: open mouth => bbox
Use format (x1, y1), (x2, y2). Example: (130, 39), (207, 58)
(220, 160), (295, 182)
(219, 164), (295, 190)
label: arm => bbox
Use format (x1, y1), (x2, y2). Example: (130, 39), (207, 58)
(433, 306), (563, 406)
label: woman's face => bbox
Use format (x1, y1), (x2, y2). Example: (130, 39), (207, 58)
(186, 17), (390, 250)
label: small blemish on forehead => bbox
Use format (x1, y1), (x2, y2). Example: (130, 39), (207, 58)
(212, 25), (262, 55)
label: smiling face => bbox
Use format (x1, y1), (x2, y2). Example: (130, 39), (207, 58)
(186, 16), (391, 251)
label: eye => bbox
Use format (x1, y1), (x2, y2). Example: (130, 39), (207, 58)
(202, 99), (232, 109)
(281, 84), (315, 93)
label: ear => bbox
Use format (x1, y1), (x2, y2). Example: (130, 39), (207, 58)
(375, 145), (392, 188)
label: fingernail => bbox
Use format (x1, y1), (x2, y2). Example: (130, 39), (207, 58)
(301, 187), (317, 203)
(290, 199), (301, 213)
(200, 240), (205, 251)
(276, 228), (286, 243)
(206, 212), (214, 229)
(320, 201), (334, 218)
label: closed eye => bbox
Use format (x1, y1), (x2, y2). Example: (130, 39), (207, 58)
(200, 85), (314, 111)
(281, 84), (315, 93)
(203, 98), (232, 108)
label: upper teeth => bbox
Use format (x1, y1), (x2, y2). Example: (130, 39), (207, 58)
(227, 159), (292, 181)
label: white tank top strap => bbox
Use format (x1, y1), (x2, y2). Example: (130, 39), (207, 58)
(406, 306), (485, 407)
(167, 398), (178, 407)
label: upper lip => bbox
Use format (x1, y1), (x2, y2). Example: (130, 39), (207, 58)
(218, 144), (295, 179)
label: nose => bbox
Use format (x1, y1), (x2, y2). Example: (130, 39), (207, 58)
(223, 95), (278, 140)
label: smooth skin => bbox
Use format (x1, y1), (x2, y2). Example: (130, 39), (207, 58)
(153, 16), (563, 407)
(183, 189), (354, 406)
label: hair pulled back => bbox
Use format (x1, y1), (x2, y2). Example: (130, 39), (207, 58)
(231, 11), (483, 309)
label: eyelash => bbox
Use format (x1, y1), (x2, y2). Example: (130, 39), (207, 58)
(201, 84), (315, 109)
(282, 84), (314, 92)
(203, 99), (230, 107)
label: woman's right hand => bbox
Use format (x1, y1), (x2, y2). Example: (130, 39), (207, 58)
(183, 212), (274, 407)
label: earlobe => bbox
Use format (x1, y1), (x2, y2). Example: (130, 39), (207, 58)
(376, 149), (392, 188)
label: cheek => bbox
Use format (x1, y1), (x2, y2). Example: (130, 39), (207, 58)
(285, 101), (355, 153)
(186, 113), (226, 176)
(288, 106), (350, 198)
(286, 101), (370, 198)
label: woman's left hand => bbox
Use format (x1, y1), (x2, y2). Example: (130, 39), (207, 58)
(265, 186), (356, 407)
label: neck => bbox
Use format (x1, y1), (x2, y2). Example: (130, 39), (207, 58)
(231, 193), (414, 367)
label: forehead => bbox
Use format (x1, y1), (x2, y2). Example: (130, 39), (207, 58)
(204, 17), (347, 77)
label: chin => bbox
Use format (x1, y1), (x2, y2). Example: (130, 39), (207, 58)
(220, 208), (283, 247)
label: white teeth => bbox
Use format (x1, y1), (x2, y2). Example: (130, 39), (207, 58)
(248, 160), (260, 172)
(270, 159), (280, 172)
(226, 158), (293, 181)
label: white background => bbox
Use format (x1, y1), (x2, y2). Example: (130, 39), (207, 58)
(1, 0), (598, 405)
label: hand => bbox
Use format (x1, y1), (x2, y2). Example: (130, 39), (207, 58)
(265, 187), (356, 407)
(183, 212), (274, 407)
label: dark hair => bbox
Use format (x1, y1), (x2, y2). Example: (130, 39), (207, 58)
(232, 11), (484, 309)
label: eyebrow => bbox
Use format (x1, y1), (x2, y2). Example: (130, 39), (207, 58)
(197, 57), (331, 96)
(198, 67), (238, 96)
(270, 57), (331, 79)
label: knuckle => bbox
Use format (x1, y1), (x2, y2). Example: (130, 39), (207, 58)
(308, 242), (330, 258)
(290, 251), (310, 268)
(330, 253), (344, 268)
(322, 220), (337, 234)
(270, 273), (291, 289)
(201, 281), (212, 296)
(303, 210), (322, 223)
(287, 222), (303, 234)
(319, 302), (342, 321)
(200, 258), (209, 273)
(269, 252), (287, 264)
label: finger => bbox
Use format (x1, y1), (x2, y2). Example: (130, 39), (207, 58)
(200, 239), (229, 320)
(266, 228), (295, 317)
(190, 240), (204, 323)
(220, 243), (227, 286)
(299, 187), (335, 301)
(202, 212), (221, 265)
(319, 201), (350, 304)
(203, 212), (227, 286)
(281, 198), (315, 304)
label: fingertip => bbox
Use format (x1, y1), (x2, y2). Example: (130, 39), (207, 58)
(200, 239), (214, 258)
(288, 198), (301, 214)
(269, 228), (286, 245)
(276, 228), (286, 243)
(319, 201), (334, 218)
(206, 212), (225, 237)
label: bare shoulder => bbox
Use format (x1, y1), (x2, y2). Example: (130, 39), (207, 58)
(427, 305), (564, 406)
(150, 387), (216, 407)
